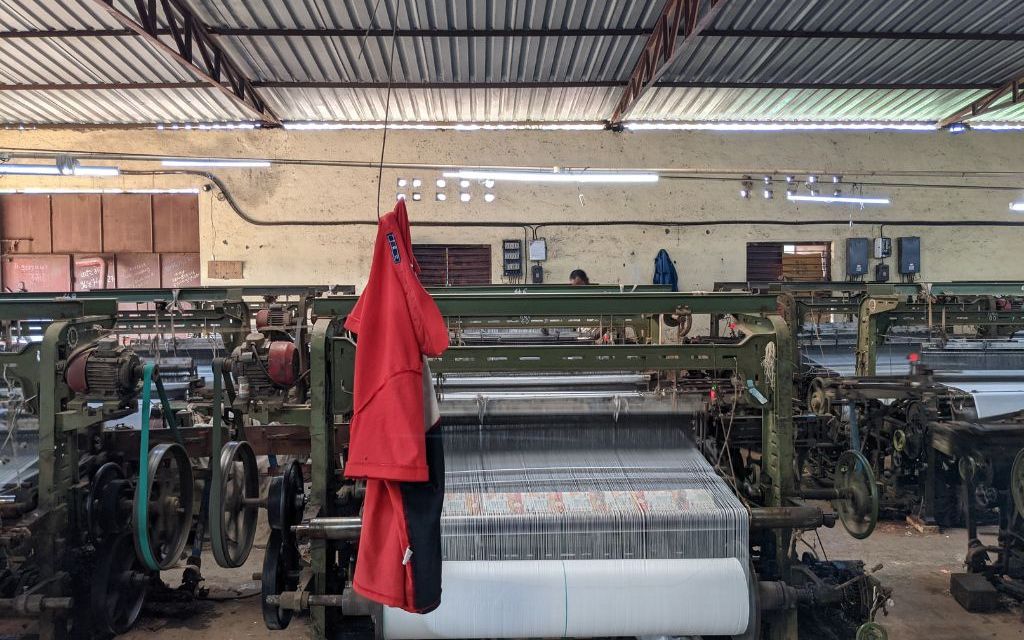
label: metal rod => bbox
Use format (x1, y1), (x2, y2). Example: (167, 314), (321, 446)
(749, 506), (835, 529)
(292, 517), (362, 540)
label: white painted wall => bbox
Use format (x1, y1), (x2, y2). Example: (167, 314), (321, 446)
(0, 127), (1021, 290)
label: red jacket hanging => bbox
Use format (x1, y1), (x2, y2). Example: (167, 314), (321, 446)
(344, 199), (449, 481)
(344, 199), (448, 613)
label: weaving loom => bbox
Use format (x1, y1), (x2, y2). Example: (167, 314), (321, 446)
(385, 378), (751, 638)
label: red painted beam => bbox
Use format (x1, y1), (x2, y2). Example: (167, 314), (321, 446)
(88, 0), (280, 126)
(609, 0), (727, 125)
(937, 77), (1023, 128)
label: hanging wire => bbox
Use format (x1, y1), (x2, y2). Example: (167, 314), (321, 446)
(374, 0), (402, 220)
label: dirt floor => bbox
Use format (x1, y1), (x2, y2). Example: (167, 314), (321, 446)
(120, 517), (1023, 640)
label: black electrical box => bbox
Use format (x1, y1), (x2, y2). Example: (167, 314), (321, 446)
(531, 264), (544, 283)
(874, 263), (890, 282)
(846, 238), (870, 276)
(898, 236), (921, 274)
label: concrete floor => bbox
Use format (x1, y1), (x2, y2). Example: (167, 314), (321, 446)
(819, 521), (1023, 640)
(123, 519), (1023, 640)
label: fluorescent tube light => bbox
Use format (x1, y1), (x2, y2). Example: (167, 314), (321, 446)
(72, 165), (120, 177)
(0, 163), (119, 176)
(0, 188), (200, 195)
(787, 194), (890, 206)
(443, 170), (659, 184)
(161, 159), (271, 168)
(624, 122), (935, 132)
(0, 163), (61, 175)
(1010, 201), (1024, 212)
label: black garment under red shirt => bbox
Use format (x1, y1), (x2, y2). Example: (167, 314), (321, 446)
(344, 200), (449, 613)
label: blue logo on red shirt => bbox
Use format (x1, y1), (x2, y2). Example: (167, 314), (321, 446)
(386, 232), (401, 263)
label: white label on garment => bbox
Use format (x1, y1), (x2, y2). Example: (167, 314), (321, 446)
(402, 547), (413, 566)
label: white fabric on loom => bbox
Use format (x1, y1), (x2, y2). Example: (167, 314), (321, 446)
(382, 558), (750, 639)
(939, 379), (1024, 419)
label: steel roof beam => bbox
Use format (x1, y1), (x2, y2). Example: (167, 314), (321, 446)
(610, 0), (727, 125)
(937, 76), (1024, 127)
(87, 0), (280, 126)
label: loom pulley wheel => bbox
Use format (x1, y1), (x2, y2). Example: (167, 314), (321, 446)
(91, 532), (153, 636)
(267, 460), (306, 531)
(133, 443), (194, 570)
(1011, 448), (1024, 516)
(86, 462), (132, 542)
(833, 450), (879, 540)
(262, 529), (301, 630)
(210, 441), (260, 568)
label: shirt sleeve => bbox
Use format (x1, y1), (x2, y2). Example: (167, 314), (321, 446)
(395, 262), (449, 357)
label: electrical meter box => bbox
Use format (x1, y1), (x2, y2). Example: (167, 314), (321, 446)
(846, 238), (870, 276)
(528, 239), (547, 261)
(874, 263), (890, 282)
(502, 239), (523, 277)
(898, 236), (921, 274)
(873, 237), (892, 259)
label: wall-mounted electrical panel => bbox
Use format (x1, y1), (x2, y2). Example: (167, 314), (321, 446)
(531, 264), (544, 283)
(502, 239), (523, 278)
(874, 263), (890, 282)
(873, 237), (892, 259)
(846, 237), (870, 276)
(898, 236), (921, 275)
(529, 239), (547, 261)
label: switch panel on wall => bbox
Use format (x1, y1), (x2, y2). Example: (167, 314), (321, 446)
(898, 236), (921, 274)
(502, 239), (523, 277)
(846, 237), (870, 276)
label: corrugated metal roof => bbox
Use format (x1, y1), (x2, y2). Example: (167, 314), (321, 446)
(261, 85), (620, 122)
(710, 0), (1024, 34)
(633, 87), (992, 123)
(663, 37), (1024, 86)
(0, 88), (247, 124)
(0, 0), (1022, 125)
(218, 34), (642, 83)
(188, 1), (663, 31)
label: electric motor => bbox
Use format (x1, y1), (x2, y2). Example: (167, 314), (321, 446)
(65, 339), (143, 401)
(230, 333), (299, 400)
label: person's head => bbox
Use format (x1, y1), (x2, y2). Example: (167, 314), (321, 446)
(569, 269), (590, 286)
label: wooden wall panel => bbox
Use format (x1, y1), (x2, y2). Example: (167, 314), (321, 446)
(115, 253), (161, 288)
(2, 255), (70, 292)
(160, 253), (201, 288)
(51, 195), (102, 253)
(0, 195), (51, 254)
(153, 194), (200, 252)
(73, 255), (116, 291)
(102, 195), (152, 253)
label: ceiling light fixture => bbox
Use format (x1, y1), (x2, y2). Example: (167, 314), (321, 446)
(0, 162), (119, 176)
(483, 193), (496, 203)
(1010, 201), (1024, 212)
(161, 159), (271, 168)
(787, 194), (890, 206)
(435, 192), (447, 201)
(623, 122), (936, 132)
(460, 192), (471, 202)
(443, 170), (659, 184)
(435, 178), (446, 188)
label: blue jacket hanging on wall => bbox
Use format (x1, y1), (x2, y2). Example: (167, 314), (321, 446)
(654, 249), (678, 291)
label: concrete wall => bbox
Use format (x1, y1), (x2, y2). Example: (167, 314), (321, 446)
(0, 127), (1022, 291)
